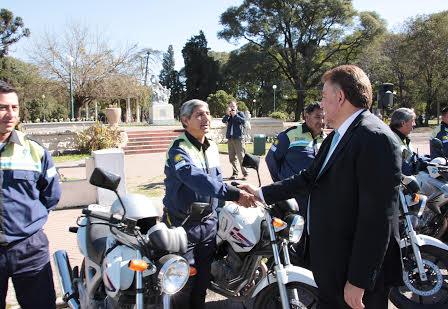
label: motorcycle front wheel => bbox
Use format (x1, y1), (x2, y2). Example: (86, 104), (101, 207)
(390, 245), (448, 308)
(254, 282), (318, 309)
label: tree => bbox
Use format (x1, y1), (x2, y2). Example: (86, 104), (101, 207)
(219, 0), (385, 120)
(207, 90), (235, 117)
(406, 12), (448, 121)
(0, 8), (30, 58)
(182, 31), (221, 101)
(159, 45), (185, 116)
(30, 23), (143, 118)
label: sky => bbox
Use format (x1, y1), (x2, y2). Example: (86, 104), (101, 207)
(2, 0), (447, 72)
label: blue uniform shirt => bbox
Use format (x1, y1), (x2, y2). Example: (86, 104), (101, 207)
(432, 122), (448, 156)
(266, 123), (325, 182)
(163, 132), (240, 225)
(0, 130), (61, 245)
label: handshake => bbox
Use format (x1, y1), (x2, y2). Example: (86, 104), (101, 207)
(235, 183), (262, 208)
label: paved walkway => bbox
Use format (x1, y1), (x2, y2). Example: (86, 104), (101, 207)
(6, 130), (432, 308)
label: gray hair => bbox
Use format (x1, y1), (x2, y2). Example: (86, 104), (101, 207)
(390, 108), (416, 129)
(179, 99), (209, 128)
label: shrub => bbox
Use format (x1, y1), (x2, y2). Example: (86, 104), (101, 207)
(269, 111), (288, 121)
(75, 122), (122, 153)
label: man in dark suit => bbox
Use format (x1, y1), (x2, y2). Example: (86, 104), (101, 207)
(240, 65), (403, 309)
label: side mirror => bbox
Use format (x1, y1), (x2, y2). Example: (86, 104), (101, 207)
(242, 153), (260, 171)
(430, 138), (445, 159)
(89, 168), (121, 192)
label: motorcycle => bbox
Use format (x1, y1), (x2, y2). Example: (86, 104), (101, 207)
(53, 167), (190, 309)
(412, 138), (448, 240)
(389, 174), (448, 308)
(209, 153), (318, 309)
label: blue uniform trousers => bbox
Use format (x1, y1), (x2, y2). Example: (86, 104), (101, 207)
(169, 215), (217, 309)
(0, 230), (56, 309)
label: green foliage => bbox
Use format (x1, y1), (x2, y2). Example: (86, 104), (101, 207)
(219, 0), (385, 120)
(207, 90), (235, 117)
(182, 31), (221, 101)
(0, 9), (30, 57)
(22, 96), (68, 122)
(237, 101), (248, 112)
(269, 111), (288, 121)
(75, 122), (122, 153)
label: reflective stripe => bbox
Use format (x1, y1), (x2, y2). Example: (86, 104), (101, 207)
(270, 145), (277, 152)
(175, 160), (188, 170)
(46, 166), (57, 178)
(289, 140), (313, 148)
(0, 161), (41, 171)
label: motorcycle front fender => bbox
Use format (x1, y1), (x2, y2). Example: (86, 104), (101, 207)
(250, 264), (317, 298)
(400, 234), (448, 251)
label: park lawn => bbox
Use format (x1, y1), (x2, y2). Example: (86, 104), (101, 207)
(53, 153), (91, 163)
(218, 142), (272, 155)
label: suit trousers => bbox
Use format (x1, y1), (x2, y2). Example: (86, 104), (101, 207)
(228, 138), (247, 176)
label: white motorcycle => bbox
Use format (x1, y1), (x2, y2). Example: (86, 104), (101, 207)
(209, 154), (318, 309)
(53, 168), (190, 309)
(389, 174), (448, 308)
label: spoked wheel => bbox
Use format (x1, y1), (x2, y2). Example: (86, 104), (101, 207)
(390, 245), (448, 308)
(254, 282), (318, 309)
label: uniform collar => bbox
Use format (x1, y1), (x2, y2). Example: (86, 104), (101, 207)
(302, 122), (324, 139)
(4, 130), (22, 146)
(185, 131), (210, 151)
(391, 127), (410, 145)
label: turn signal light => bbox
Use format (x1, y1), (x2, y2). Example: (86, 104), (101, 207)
(412, 194), (420, 203)
(189, 266), (197, 277)
(128, 259), (148, 272)
(272, 217), (287, 228)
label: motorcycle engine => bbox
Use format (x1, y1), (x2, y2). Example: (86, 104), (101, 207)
(211, 244), (244, 289)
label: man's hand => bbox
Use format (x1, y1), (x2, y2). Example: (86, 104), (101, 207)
(230, 109), (237, 116)
(238, 183), (262, 202)
(237, 190), (258, 208)
(226, 107), (231, 116)
(344, 281), (365, 309)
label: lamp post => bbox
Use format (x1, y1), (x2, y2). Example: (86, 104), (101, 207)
(272, 84), (277, 112)
(68, 55), (75, 120)
(252, 99), (256, 117)
(41, 94), (46, 122)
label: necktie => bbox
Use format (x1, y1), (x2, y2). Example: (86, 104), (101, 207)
(319, 130), (340, 175)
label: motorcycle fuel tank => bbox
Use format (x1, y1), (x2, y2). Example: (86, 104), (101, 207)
(217, 202), (265, 252)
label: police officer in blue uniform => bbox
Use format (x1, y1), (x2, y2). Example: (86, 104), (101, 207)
(0, 81), (61, 309)
(266, 102), (325, 204)
(390, 107), (416, 176)
(432, 106), (448, 157)
(163, 99), (256, 309)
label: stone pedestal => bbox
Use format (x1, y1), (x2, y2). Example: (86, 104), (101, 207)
(149, 103), (175, 125)
(92, 148), (126, 206)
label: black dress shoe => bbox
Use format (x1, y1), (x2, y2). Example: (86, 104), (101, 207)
(229, 175), (238, 180)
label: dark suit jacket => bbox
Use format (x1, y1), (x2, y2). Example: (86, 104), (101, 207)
(262, 110), (403, 304)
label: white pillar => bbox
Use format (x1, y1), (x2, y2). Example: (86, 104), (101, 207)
(126, 97), (131, 123)
(85, 102), (89, 119)
(136, 101), (141, 123)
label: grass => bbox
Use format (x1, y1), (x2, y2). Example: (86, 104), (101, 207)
(218, 142), (272, 155)
(53, 153), (91, 163)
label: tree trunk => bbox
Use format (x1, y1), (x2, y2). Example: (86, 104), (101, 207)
(294, 90), (306, 121)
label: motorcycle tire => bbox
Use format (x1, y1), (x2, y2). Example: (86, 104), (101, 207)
(253, 282), (318, 309)
(390, 245), (448, 309)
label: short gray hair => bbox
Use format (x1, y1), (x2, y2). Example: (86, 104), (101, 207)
(390, 108), (416, 129)
(179, 99), (209, 128)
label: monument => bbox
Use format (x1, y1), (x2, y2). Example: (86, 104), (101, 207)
(149, 75), (175, 125)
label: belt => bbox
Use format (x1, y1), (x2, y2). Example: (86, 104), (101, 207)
(165, 207), (214, 227)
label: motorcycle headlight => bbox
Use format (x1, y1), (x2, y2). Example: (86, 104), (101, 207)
(158, 254), (189, 295)
(285, 215), (305, 243)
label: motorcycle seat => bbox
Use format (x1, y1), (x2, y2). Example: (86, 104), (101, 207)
(86, 217), (110, 265)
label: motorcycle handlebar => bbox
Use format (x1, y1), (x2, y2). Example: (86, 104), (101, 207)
(82, 208), (123, 224)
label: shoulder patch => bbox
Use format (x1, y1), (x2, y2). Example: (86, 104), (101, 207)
(174, 153), (183, 162)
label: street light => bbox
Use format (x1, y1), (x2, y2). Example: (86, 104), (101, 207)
(252, 99), (256, 117)
(41, 94), (46, 122)
(67, 55), (75, 120)
(272, 84), (277, 112)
